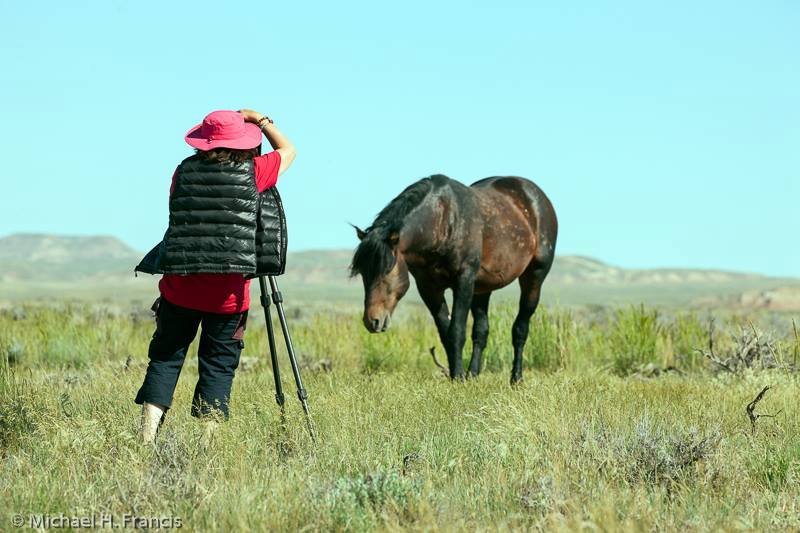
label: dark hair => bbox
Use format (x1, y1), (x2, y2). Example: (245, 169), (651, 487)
(194, 145), (261, 163)
(349, 177), (435, 285)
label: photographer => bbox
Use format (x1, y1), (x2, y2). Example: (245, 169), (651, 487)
(134, 109), (296, 444)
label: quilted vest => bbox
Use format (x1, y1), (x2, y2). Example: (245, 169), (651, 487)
(135, 155), (287, 277)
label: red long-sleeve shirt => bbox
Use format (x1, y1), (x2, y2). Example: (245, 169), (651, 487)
(158, 151), (282, 313)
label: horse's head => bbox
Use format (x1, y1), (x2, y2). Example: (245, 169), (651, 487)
(350, 225), (411, 333)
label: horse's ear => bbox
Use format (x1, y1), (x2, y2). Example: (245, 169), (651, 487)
(388, 232), (400, 247)
(351, 224), (367, 241)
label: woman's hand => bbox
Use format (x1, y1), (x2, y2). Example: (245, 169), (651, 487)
(238, 109), (264, 123)
(239, 108), (296, 176)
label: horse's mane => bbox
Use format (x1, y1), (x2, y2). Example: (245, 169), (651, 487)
(350, 176), (443, 284)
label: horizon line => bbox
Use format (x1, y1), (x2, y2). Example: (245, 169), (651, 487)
(1, 231), (796, 280)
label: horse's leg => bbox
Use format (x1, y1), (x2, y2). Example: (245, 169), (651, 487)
(510, 265), (548, 385)
(445, 273), (476, 380)
(417, 282), (450, 347)
(467, 292), (491, 377)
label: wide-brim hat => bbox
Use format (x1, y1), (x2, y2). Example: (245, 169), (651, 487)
(185, 110), (262, 151)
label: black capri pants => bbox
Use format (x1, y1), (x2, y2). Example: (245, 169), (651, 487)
(134, 297), (248, 419)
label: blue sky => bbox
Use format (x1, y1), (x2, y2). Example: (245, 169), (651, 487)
(0, 1), (797, 276)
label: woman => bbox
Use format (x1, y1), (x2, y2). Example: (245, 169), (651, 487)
(135, 109), (296, 443)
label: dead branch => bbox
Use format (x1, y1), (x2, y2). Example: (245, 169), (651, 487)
(696, 317), (734, 372)
(708, 317), (716, 355)
(697, 348), (734, 372)
(746, 385), (782, 435)
(429, 346), (449, 377)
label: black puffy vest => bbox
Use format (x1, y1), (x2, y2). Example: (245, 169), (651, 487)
(135, 155), (287, 277)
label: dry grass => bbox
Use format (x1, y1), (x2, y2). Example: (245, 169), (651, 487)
(1, 303), (799, 531)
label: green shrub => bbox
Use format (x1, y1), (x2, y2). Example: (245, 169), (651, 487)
(524, 308), (573, 371)
(322, 470), (423, 529)
(608, 305), (662, 376)
(667, 312), (708, 370)
(481, 305), (515, 373)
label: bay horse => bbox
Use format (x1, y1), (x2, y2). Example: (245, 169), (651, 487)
(350, 174), (558, 384)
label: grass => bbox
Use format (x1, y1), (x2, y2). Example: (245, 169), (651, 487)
(1, 302), (799, 531)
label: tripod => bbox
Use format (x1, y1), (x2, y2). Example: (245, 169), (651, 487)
(257, 276), (316, 443)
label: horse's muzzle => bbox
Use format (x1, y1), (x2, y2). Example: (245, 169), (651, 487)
(364, 314), (391, 333)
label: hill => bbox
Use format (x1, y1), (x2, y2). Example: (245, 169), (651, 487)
(1, 233), (798, 309)
(0, 233), (141, 282)
(281, 251), (768, 287)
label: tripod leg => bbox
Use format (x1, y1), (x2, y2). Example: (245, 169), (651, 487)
(268, 275), (317, 443)
(259, 277), (285, 414)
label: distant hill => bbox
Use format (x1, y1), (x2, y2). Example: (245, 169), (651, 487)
(278, 251), (766, 287)
(1, 233), (798, 309)
(548, 255), (764, 285)
(0, 234), (141, 282)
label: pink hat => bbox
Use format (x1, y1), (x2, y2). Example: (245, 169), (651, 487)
(185, 110), (262, 151)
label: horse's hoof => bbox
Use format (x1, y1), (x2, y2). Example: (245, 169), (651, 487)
(510, 376), (523, 387)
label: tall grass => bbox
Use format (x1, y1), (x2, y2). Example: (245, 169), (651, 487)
(607, 305), (662, 376)
(2, 303), (797, 377)
(1, 302), (799, 530)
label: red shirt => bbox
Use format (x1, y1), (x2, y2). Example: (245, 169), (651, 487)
(159, 151), (281, 314)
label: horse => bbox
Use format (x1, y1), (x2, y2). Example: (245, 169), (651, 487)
(350, 174), (558, 384)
